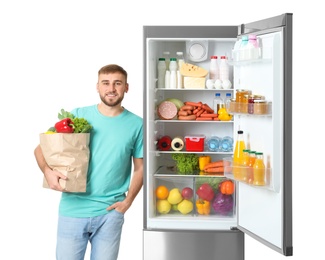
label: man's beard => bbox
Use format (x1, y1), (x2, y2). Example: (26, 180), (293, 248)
(100, 93), (124, 107)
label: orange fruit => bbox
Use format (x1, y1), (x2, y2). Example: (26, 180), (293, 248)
(155, 185), (169, 200)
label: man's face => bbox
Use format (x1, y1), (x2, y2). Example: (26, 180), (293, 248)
(97, 72), (128, 107)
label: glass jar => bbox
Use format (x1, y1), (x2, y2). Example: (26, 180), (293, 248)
(254, 100), (268, 115)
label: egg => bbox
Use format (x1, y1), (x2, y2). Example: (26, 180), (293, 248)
(206, 79), (215, 89)
(222, 79), (232, 89)
(214, 79), (223, 89)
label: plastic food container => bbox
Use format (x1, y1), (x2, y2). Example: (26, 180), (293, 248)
(185, 135), (206, 151)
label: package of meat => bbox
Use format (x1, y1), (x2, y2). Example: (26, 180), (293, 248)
(157, 101), (178, 120)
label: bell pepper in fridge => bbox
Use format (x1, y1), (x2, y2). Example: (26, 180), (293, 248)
(196, 183), (214, 201)
(54, 118), (74, 133)
(196, 199), (211, 215)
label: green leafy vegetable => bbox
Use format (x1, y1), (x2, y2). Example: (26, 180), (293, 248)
(50, 109), (92, 133)
(171, 153), (199, 175)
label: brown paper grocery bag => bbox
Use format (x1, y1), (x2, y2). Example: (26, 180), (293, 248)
(40, 133), (90, 192)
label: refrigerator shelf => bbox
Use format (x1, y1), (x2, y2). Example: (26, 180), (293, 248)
(155, 151), (233, 156)
(223, 157), (277, 192)
(155, 119), (233, 123)
(229, 47), (272, 66)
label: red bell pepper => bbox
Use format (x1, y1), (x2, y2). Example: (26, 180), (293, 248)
(196, 183), (214, 201)
(54, 118), (74, 133)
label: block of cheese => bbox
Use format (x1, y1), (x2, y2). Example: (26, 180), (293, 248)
(183, 77), (206, 89)
(180, 63), (208, 77)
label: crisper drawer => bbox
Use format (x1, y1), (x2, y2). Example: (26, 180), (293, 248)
(143, 229), (244, 260)
(154, 175), (236, 218)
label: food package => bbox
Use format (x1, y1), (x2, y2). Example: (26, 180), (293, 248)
(40, 133), (90, 192)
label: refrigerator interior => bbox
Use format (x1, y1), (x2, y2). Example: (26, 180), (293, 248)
(146, 38), (239, 231)
(145, 31), (284, 234)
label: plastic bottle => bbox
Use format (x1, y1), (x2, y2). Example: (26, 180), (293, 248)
(206, 136), (221, 152)
(157, 136), (172, 151)
(219, 56), (229, 81)
(219, 136), (233, 152)
(176, 52), (185, 88)
(253, 152), (266, 186)
(169, 58), (178, 89)
(224, 92), (232, 113)
(239, 35), (249, 60)
(247, 150), (256, 184)
(209, 56), (219, 80)
(163, 51), (170, 70)
(233, 130), (246, 179)
(165, 70), (170, 88)
(171, 136), (184, 151)
(157, 58), (167, 89)
(213, 93), (224, 114)
(232, 38), (242, 61)
(246, 34), (259, 59)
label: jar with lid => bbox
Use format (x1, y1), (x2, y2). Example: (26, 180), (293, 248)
(254, 100), (268, 115)
(236, 89), (251, 113)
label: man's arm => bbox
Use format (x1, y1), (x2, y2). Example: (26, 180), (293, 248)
(34, 145), (66, 192)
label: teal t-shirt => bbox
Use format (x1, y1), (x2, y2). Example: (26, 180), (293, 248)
(59, 105), (143, 217)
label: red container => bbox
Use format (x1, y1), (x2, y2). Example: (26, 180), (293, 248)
(185, 135), (206, 151)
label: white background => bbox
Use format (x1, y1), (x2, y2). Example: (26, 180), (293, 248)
(0, 1), (322, 259)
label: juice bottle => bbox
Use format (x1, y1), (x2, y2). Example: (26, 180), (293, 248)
(247, 150), (256, 184)
(233, 130), (246, 180)
(239, 149), (250, 182)
(253, 152), (266, 186)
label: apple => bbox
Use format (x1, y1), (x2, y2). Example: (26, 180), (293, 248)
(181, 187), (193, 200)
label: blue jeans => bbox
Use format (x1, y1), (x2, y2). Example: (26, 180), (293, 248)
(56, 210), (124, 260)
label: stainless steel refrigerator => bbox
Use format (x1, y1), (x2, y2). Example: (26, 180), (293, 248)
(143, 13), (292, 260)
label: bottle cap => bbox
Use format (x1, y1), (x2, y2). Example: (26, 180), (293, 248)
(159, 58), (165, 61)
(226, 93), (231, 97)
(215, 93), (221, 97)
(221, 56), (226, 59)
(211, 55), (218, 59)
(170, 58), (177, 61)
(249, 34), (257, 40)
(238, 130), (243, 134)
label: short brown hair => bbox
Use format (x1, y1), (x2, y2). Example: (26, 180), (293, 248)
(98, 64), (127, 81)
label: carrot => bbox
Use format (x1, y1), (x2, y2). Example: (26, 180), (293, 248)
(178, 114), (196, 120)
(196, 117), (213, 121)
(213, 117), (220, 121)
(204, 167), (224, 173)
(186, 109), (193, 115)
(202, 104), (214, 113)
(199, 113), (219, 118)
(180, 105), (194, 111)
(185, 101), (202, 107)
(203, 160), (224, 170)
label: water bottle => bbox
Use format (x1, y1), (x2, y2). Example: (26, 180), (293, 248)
(213, 93), (224, 114)
(219, 136), (233, 152)
(157, 58), (166, 88)
(224, 92), (232, 113)
(206, 136), (221, 152)
(209, 56), (219, 80)
(219, 56), (229, 81)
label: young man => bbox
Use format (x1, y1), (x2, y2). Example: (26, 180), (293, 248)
(34, 64), (143, 260)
